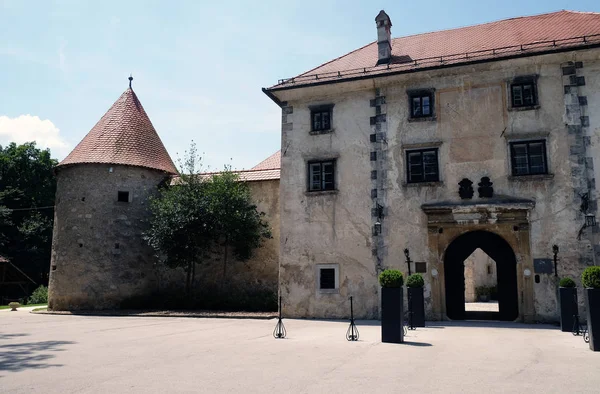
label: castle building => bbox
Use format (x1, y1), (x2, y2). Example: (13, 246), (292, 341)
(48, 80), (178, 310)
(264, 10), (600, 322)
(48, 80), (281, 309)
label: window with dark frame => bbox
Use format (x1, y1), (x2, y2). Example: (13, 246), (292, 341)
(308, 160), (335, 191)
(511, 80), (537, 108)
(406, 148), (439, 183)
(409, 92), (433, 118)
(311, 107), (332, 132)
(319, 268), (336, 290)
(510, 140), (548, 176)
(117, 191), (130, 202)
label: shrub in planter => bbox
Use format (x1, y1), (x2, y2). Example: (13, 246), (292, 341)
(379, 269), (404, 343)
(8, 302), (20, 311)
(475, 286), (490, 302)
(558, 277), (577, 332)
(406, 274), (425, 327)
(582, 266), (600, 351)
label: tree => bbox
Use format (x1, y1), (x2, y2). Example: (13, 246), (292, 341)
(0, 142), (57, 285)
(144, 142), (272, 295)
(204, 169), (272, 279)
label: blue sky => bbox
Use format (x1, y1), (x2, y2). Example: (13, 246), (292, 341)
(1, 0), (598, 171)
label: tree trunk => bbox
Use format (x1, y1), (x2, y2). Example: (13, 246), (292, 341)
(191, 261), (196, 290)
(185, 262), (192, 296)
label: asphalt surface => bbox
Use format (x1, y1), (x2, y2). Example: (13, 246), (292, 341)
(1, 309), (598, 393)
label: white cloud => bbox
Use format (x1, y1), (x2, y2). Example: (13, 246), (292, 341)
(0, 115), (70, 158)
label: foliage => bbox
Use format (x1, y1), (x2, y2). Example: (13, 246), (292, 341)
(8, 302), (20, 310)
(559, 277), (577, 288)
(28, 285), (48, 304)
(379, 269), (404, 288)
(475, 286), (491, 298)
(145, 141), (272, 295)
(0, 142), (57, 286)
(582, 266), (600, 289)
(406, 273), (424, 288)
(489, 285), (498, 301)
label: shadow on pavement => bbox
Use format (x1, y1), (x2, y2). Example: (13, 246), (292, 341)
(427, 321), (558, 330)
(0, 339), (76, 374)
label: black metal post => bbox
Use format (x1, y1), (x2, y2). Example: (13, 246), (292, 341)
(552, 245), (559, 277)
(404, 248), (412, 276)
(346, 296), (359, 341)
(273, 296), (286, 339)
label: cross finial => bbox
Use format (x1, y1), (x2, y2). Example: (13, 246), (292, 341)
(128, 74), (133, 88)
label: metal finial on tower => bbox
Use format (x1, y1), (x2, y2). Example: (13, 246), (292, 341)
(128, 74), (133, 88)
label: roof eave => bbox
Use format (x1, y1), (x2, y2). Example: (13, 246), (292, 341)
(266, 42), (600, 92)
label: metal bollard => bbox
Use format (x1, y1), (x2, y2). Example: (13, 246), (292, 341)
(273, 296), (286, 339)
(346, 296), (359, 341)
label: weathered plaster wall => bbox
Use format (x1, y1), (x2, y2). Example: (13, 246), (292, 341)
(276, 48), (600, 320)
(48, 164), (170, 310)
(192, 179), (280, 293)
(464, 249), (497, 302)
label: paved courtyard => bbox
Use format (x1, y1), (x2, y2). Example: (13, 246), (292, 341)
(1, 309), (599, 393)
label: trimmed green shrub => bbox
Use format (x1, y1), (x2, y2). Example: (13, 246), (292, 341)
(406, 273), (425, 288)
(582, 266), (600, 289)
(378, 269), (404, 288)
(28, 285), (48, 304)
(559, 277), (577, 288)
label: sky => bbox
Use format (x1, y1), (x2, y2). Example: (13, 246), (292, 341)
(1, 0), (599, 171)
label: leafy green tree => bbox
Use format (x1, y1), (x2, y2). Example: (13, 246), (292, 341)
(145, 142), (272, 294)
(0, 142), (57, 285)
(204, 169), (272, 279)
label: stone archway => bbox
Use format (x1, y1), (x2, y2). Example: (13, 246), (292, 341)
(444, 230), (518, 321)
(422, 198), (536, 323)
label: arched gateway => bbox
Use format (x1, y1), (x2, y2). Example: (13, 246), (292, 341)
(422, 197), (536, 322)
(444, 231), (518, 321)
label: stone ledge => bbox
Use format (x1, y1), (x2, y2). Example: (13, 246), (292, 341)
(508, 174), (554, 182)
(305, 190), (339, 196)
(33, 309), (277, 319)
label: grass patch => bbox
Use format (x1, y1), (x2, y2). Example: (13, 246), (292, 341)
(32, 307), (48, 312)
(0, 303), (47, 310)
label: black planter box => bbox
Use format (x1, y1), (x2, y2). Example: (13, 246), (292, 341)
(381, 287), (404, 343)
(585, 288), (600, 351)
(559, 287), (577, 332)
(407, 286), (425, 327)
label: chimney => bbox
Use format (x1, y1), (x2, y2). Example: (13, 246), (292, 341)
(375, 10), (392, 65)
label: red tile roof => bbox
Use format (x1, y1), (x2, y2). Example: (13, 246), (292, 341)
(251, 150), (281, 171)
(269, 10), (600, 90)
(171, 151), (281, 184)
(59, 87), (178, 174)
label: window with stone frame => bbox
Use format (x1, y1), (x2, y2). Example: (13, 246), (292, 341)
(510, 140), (548, 176)
(308, 160), (335, 191)
(510, 77), (538, 108)
(317, 264), (339, 292)
(409, 90), (434, 118)
(406, 148), (439, 183)
(117, 191), (130, 202)
(310, 106), (333, 132)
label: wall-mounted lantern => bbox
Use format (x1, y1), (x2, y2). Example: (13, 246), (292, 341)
(404, 248), (412, 276)
(552, 244), (559, 278)
(374, 220), (382, 236)
(585, 213), (597, 228)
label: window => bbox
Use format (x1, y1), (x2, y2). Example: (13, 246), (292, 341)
(510, 140), (548, 176)
(511, 80), (537, 108)
(406, 148), (439, 183)
(308, 160), (335, 191)
(117, 191), (130, 202)
(317, 264), (339, 292)
(311, 107), (332, 132)
(409, 91), (433, 118)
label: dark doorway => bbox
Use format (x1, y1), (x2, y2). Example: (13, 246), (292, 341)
(444, 231), (518, 321)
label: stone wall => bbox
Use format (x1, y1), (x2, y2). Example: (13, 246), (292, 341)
(274, 48), (600, 320)
(48, 164), (171, 310)
(464, 249), (497, 303)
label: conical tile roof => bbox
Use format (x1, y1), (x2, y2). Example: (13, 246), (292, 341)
(59, 87), (178, 174)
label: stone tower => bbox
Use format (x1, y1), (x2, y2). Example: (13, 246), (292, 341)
(48, 80), (178, 310)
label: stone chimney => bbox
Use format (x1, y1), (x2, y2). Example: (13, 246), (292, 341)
(375, 10), (392, 64)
